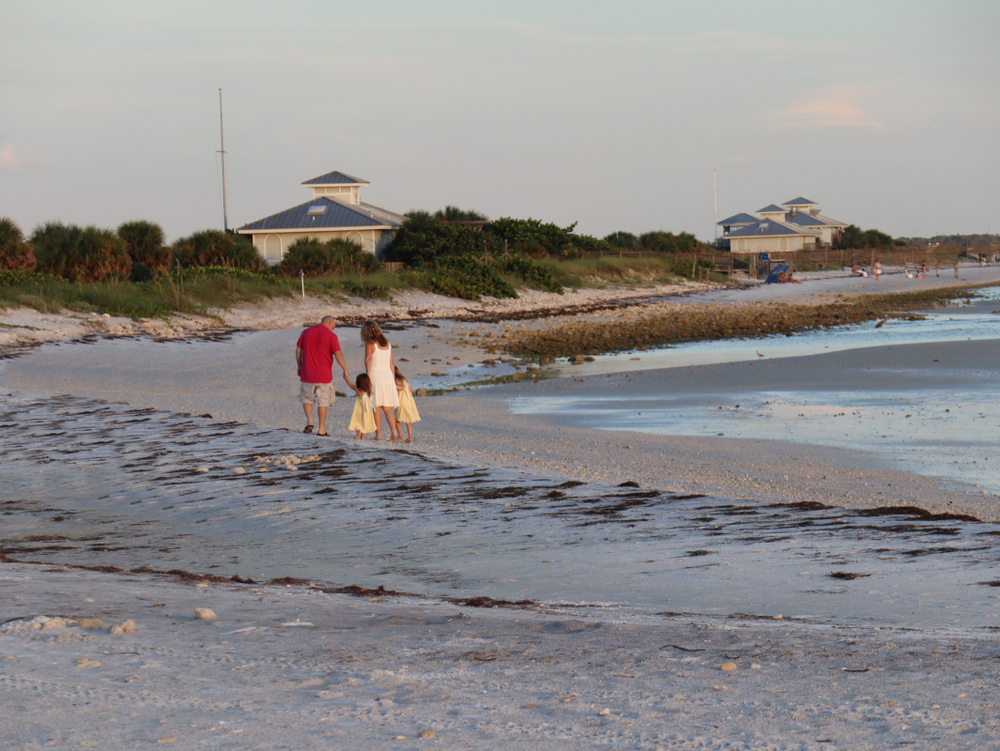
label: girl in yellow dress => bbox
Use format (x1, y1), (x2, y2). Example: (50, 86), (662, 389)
(393, 367), (421, 443)
(347, 374), (376, 440)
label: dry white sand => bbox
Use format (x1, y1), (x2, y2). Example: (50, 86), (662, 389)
(4, 562), (999, 750)
(4, 267), (1000, 748)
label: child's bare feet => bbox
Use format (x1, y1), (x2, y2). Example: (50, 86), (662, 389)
(404, 438), (412, 443)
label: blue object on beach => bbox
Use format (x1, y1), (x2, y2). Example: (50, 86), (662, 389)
(764, 264), (789, 284)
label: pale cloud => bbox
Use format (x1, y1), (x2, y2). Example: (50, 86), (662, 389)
(0, 143), (36, 172)
(764, 85), (886, 130)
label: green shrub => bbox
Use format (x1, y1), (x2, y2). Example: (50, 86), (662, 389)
(0, 217), (36, 271)
(172, 230), (266, 272)
(277, 237), (382, 276)
(118, 220), (169, 280)
(604, 231), (638, 249)
(0, 269), (52, 287)
(31, 222), (131, 282)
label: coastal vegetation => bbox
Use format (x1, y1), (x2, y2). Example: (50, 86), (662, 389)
(0, 218), (36, 271)
(0, 209), (941, 322)
(840, 224), (898, 250)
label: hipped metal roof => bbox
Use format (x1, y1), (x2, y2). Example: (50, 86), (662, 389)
(717, 212), (759, 226)
(301, 171), (370, 186)
(725, 219), (820, 238)
(237, 197), (393, 232)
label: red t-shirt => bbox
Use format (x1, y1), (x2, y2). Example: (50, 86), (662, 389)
(296, 324), (341, 384)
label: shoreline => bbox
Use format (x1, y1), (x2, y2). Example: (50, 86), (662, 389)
(3, 265), (1000, 361)
(5, 269), (1000, 748)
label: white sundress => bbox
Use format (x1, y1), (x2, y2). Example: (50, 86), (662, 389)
(370, 343), (399, 409)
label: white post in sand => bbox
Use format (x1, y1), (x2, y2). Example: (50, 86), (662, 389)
(300, 270), (305, 301)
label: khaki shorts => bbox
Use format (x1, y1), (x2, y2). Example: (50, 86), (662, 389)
(300, 382), (337, 408)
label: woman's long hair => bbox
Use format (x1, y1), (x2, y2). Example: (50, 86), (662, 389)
(360, 319), (388, 347)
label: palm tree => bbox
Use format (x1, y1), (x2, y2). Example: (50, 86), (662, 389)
(433, 206), (488, 221)
(32, 222), (131, 282)
(0, 217), (36, 271)
(118, 220), (169, 278)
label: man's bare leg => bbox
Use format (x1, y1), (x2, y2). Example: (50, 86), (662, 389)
(302, 401), (314, 430)
(317, 406), (329, 436)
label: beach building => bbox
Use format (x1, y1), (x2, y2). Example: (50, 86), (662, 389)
(720, 198), (848, 254)
(237, 171), (407, 264)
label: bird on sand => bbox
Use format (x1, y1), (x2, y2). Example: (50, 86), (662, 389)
(756, 351), (765, 358)
(875, 319), (887, 329)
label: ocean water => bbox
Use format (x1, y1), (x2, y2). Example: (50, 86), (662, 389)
(512, 299), (1000, 495)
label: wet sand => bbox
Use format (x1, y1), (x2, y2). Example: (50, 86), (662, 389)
(4, 268), (1000, 749)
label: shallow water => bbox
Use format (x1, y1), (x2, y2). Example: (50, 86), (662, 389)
(3, 393), (1000, 631)
(513, 296), (1000, 495)
(549, 297), (1000, 379)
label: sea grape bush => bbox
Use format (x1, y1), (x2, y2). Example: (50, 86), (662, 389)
(277, 237), (382, 277)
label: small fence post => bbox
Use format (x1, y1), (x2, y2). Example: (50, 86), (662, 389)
(300, 269), (305, 300)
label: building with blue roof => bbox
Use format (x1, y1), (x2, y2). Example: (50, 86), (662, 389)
(237, 172), (407, 264)
(717, 197), (848, 253)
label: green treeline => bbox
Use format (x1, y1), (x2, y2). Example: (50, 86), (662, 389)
(384, 208), (715, 299)
(0, 207), (718, 313)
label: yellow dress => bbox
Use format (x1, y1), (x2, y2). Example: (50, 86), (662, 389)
(349, 394), (376, 434)
(395, 385), (421, 424)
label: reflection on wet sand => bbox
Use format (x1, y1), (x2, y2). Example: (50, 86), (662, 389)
(4, 392), (1000, 631)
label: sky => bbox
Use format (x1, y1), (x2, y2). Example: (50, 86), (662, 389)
(2, 1), (998, 244)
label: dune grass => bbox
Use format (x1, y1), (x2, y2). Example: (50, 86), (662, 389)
(0, 268), (422, 320)
(1, 255), (727, 320)
(540, 256), (714, 289)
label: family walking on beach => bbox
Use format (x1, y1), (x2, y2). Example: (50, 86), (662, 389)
(295, 317), (420, 442)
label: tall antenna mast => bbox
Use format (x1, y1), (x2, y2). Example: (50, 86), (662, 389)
(218, 88), (229, 232)
(713, 168), (718, 243)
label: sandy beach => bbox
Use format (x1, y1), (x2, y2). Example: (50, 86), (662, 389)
(3, 265), (1000, 749)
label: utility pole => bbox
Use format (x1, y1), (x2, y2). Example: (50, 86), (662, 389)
(713, 169), (718, 244)
(218, 88), (229, 232)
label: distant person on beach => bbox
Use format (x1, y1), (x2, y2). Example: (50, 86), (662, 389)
(360, 320), (401, 442)
(394, 366), (421, 443)
(918, 260), (929, 279)
(874, 260), (882, 280)
(346, 373), (376, 440)
(851, 262), (868, 277)
(296, 315), (349, 437)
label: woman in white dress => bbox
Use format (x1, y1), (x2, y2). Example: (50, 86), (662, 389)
(360, 320), (401, 442)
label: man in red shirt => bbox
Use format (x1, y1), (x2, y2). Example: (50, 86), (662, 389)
(295, 316), (350, 436)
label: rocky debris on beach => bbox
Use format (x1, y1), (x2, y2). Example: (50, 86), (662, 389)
(110, 619), (136, 635)
(499, 289), (961, 359)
